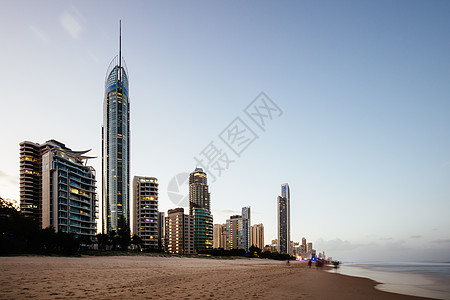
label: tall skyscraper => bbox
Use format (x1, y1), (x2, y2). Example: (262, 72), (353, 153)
(133, 176), (158, 250)
(102, 21), (130, 234)
(189, 168), (213, 251)
(277, 183), (290, 254)
(226, 207), (251, 252)
(165, 208), (193, 254)
(250, 223), (264, 250)
(19, 140), (97, 239)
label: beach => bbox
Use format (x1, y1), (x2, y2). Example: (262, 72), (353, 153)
(0, 256), (436, 299)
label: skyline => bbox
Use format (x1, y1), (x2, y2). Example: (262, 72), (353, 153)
(1, 1), (449, 262)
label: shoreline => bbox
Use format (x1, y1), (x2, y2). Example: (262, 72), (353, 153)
(330, 262), (450, 300)
(0, 256), (435, 299)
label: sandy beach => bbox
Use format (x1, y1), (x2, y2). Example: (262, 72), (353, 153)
(0, 256), (434, 299)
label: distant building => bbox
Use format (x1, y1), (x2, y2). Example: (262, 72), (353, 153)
(19, 140), (97, 239)
(189, 168), (213, 252)
(264, 239), (278, 252)
(165, 208), (193, 254)
(213, 224), (226, 249)
(133, 176), (158, 250)
(277, 183), (290, 254)
(291, 241), (299, 256)
(307, 242), (312, 253)
(250, 224), (264, 250)
(226, 207), (251, 252)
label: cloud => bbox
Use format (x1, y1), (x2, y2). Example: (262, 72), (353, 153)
(315, 238), (362, 251)
(60, 12), (83, 39)
(213, 209), (240, 215)
(29, 25), (49, 44)
(432, 239), (450, 244)
(444, 161), (450, 167)
(0, 170), (18, 185)
(378, 237), (393, 241)
(410, 235), (421, 239)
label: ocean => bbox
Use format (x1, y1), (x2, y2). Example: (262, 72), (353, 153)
(329, 262), (450, 299)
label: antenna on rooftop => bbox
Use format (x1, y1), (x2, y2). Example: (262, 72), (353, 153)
(119, 20), (122, 69)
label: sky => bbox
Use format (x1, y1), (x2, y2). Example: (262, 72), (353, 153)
(0, 0), (449, 262)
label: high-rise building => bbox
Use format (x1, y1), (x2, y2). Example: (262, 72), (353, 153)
(19, 140), (97, 239)
(102, 21), (130, 234)
(226, 215), (241, 251)
(189, 168), (210, 214)
(250, 223), (264, 250)
(158, 212), (165, 250)
(189, 168), (213, 252)
(165, 208), (193, 254)
(19, 141), (42, 224)
(132, 176), (158, 250)
(226, 207), (251, 252)
(241, 206), (251, 252)
(277, 183), (290, 254)
(213, 223), (226, 249)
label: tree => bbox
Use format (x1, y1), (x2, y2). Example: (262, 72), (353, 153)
(96, 233), (110, 250)
(249, 245), (262, 257)
(117, 216), (131, 250)
(131, 234), (143, 251)
(109, 230), (119, 250)
(0, 197), (39, 254)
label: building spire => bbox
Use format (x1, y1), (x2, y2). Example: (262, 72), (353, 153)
(119, 20), (122, 68)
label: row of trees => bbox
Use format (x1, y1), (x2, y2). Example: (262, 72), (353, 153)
(1, 198), (80, 255)
(0, 197), (153, 255)
(2, 197), (293, 260)
(0, 198), (136, 255)
(197, 245), (293, 260)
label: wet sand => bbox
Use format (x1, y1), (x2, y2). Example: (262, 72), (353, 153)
(330, 263), (450, 299)
(0, 256), (434, 299)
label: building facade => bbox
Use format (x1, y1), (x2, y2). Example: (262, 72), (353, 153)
(19, 140), (97, 239)
(277, 183), (290, 254)
(165, 208), (194, 254)
(189, 168), (213, 252)
(133, 176), (158, 249)
(192, 207), (213, 251)
(250, 223), (264, 250)
(213, 223), (226, 249)
(103, 22), (130, 234)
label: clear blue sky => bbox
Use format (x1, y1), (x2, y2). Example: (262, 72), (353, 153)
(1, 0), (449, 262)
